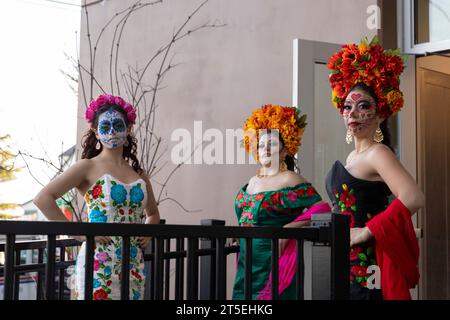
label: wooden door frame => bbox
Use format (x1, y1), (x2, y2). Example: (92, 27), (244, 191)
(416, 55), (450, 299)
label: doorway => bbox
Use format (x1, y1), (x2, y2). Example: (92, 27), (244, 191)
(416, 54), (450, 299)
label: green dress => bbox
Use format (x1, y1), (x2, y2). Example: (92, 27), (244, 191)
(232, 182), (322, 300)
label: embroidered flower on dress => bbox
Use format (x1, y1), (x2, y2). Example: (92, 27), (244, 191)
(350, 246), (363, 261)
(93, 289), (108, 300)
(130, 246), (138, 259)
(287, 191), (298, 201)
(351, 265), (367, 277)
(93, 278), (101, 288)
(334, 184), (356, 228)
(95, 251), (109, 263)
(270, 193), (281, 206)
(261, 201), (270, 209)
(111, 184), (127, 204)
(89, 209), (107, 223)
(254, 193), (264, 201)
(133, 290), (141, 300)
(92, 184), (103, 199)
(104, 266), (112, 276)
(130, 184), (144, 204)
(239, 211), (255, 226)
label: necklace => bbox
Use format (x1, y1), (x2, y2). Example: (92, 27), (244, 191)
(347, 143), (376, 165)
(256, 161), (288, 178)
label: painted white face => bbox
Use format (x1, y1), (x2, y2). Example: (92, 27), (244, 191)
(97, 110), (128, 149)
(342, 89), (379, 138)
(258, 130), (282, 168)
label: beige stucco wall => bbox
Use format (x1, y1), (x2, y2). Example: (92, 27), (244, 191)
(76, 0), (377, 297)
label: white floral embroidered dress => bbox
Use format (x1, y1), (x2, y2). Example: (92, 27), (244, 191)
(74, 174), (147, 300)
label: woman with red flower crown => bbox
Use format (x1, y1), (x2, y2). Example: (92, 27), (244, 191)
(232, 105), (331, 300)
(33, 94), (160, 300)
(325, 36), (424, 300)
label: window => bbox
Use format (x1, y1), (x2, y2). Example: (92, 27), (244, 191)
(400, 0), (450, 53)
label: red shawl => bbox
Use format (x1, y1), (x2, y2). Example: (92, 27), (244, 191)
(366, 198), (420, 300)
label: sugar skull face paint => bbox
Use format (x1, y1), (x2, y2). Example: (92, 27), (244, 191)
(258, 130), (282, 168)
(342, 88), (378, 136)
(97, 110), (128, 149)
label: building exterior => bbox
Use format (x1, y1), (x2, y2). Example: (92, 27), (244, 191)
(74, 0), (450, 299)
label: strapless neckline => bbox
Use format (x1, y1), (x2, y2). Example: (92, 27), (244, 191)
(336, 161), (385, 184)
(83, 173), (145, 197)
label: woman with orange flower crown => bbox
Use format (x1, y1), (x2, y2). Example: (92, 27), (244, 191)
(232, 105), (331, 300)
(33, 94), (160, 300)
(325, 36), (424, 300)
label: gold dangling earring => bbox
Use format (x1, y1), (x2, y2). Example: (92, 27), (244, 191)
(374, 126), (384, 143)
(95, 139), (101, 150)
(279, 159), (288, 172)
(346, 129), (353, 144)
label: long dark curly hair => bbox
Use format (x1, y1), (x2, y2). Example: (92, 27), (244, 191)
(81, 104), (144, 175)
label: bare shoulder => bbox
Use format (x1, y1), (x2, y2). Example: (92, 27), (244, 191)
(139, 172), (153, 190)
(67, 158), (93, 176)
(368, 143), (397, 162)
(39, 158), (94, 197)
(366, 143), (400, 172)
(248, 175), (258, 185)
(280, 170), (308, 186)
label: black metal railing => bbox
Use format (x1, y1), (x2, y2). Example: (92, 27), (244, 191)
(0, 213), (349, 300)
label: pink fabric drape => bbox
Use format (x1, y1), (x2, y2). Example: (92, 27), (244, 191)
(257, 202), (332, 300)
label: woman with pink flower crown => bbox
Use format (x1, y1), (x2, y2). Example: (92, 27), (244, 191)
(33, 94), (160, 300)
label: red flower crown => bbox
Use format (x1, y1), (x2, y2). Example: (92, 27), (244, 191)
(85, 94), (137, 125)
(327, 36), (407, 118)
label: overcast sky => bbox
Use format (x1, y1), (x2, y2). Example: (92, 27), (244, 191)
(0, 0), (81, 209)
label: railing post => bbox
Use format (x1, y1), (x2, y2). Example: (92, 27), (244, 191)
(244, 238), (253, 300)
(14, 249), (21, 300)
(45, 235), (56, 300)
(186, 238), (199, 300)
(330, 213), (350, 300)
(296, 239), (305, 300)
(153, 237), (164, 300)
(200, 219), (225, 300)
(37, 248), (44, 300)
(175, 237), (185, 300)
(58, 245), (66, 300)
(120, 236), (131, 300)
(84, 236), (95, 300)
(4, 234), (15, 300)
(145, 219), (165, 300)
(215, 238), (227, 300)
(271, 238), (279, 300)
(164, 238), (170, 300)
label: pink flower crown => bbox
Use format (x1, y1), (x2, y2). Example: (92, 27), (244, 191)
(85, 94), (137, 125)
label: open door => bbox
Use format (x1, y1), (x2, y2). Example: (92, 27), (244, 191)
(292, 39), (351, 199)
(293, 39), (419, 299)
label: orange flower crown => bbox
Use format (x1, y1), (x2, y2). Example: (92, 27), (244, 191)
(327, 36), (407, 118)
(243, 105), (307, 157)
